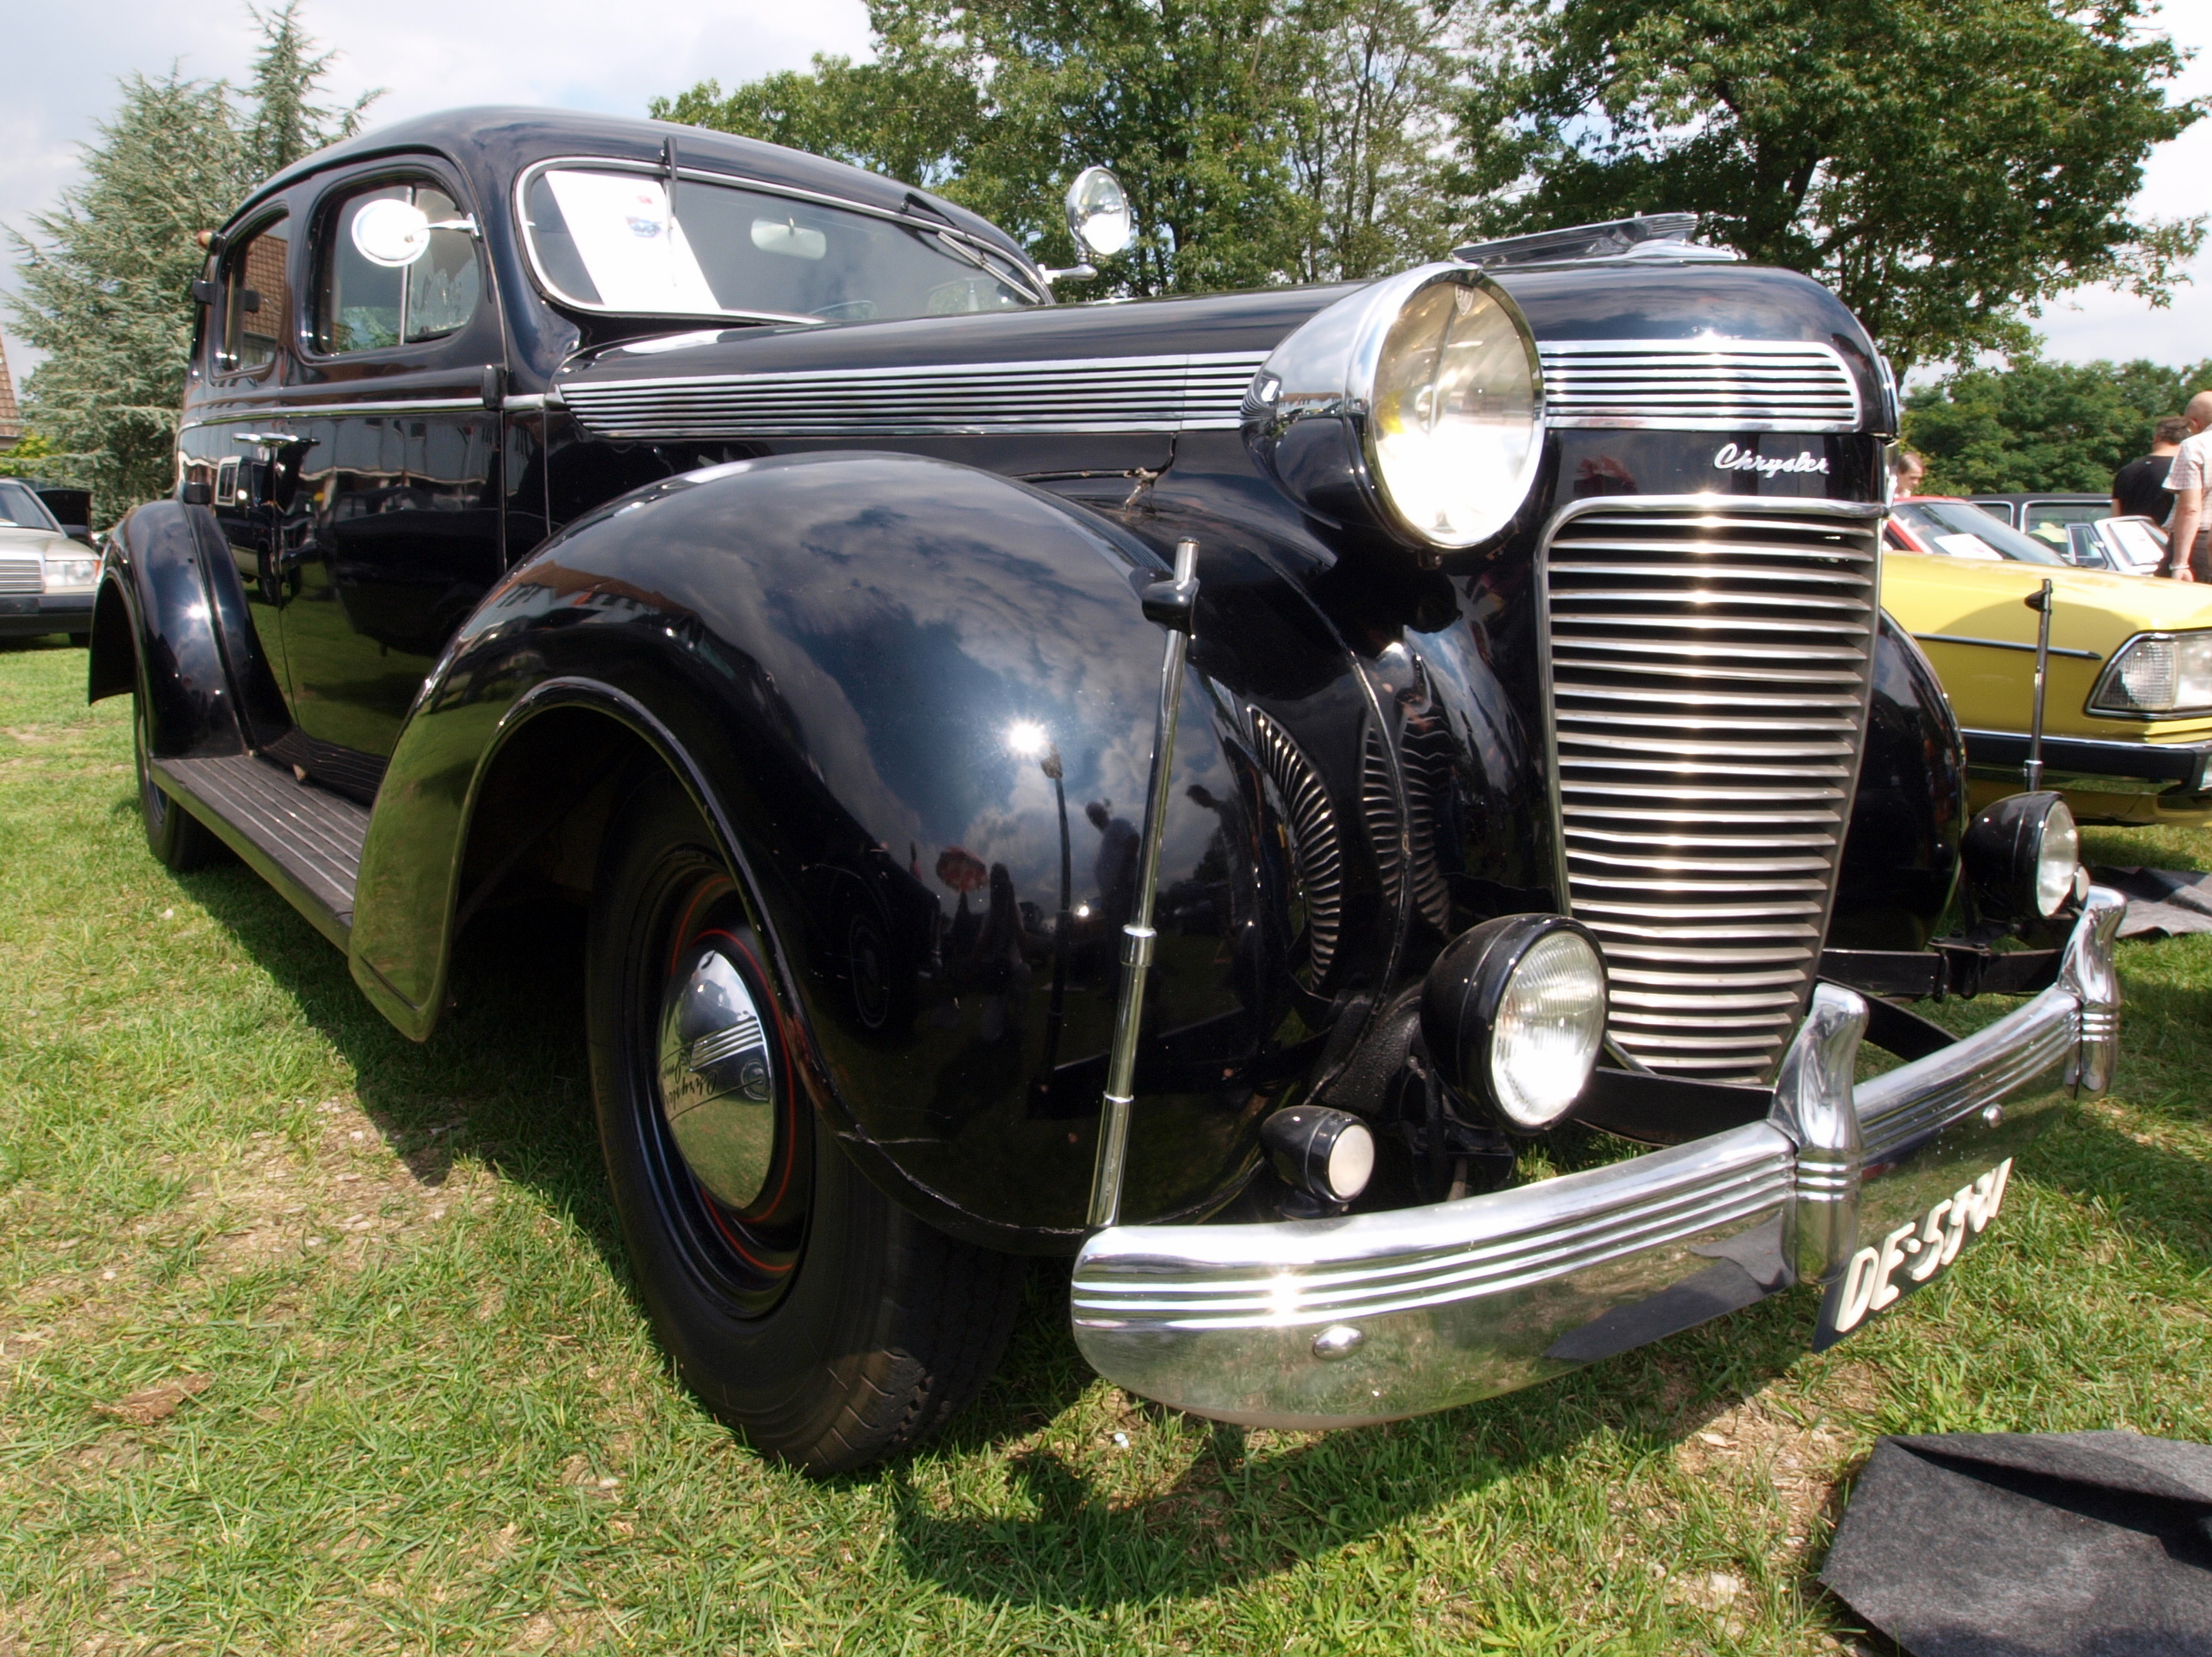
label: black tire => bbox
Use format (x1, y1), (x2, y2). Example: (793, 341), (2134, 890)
(587, 772), (1024, 1473)
(132, 682), (219, 872)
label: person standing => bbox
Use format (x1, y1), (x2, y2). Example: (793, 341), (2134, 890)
(2161, 393), (2212, 581)
(2113, 416), (2189, 522)
(1891, 448), (1927, 495)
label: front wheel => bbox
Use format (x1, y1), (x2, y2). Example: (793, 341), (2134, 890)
(586, 772), (1024, 1473)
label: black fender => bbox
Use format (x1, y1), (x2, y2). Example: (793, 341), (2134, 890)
(88, 497), (287, 756)
(349, 450), (1403, 1252)
(1832, 613), (1967, 949)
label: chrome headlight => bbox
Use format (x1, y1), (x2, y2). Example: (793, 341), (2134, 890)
(2089, 631), (2212, 717)
(1963, 792), (2080, 923)
(1422, 914), (1608, 1133)
(43, 554), (99, 592)
(1244, 264), (1545, 552)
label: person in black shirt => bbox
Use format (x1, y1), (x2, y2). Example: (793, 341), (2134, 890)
(2113, 415), (2190, 521)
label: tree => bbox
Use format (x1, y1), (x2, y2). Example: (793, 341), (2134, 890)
(1458, 0), (2205, 374)
(1904, 356), (2212, 494)
(4, 7), (376, 521)
(655, 0), (1471, 296)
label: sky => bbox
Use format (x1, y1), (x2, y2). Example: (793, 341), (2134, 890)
(2, 0), (2208, 387)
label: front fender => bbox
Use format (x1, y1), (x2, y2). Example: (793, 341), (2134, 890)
(1832, 613), (1967, 949)
(351, 451), (1382, 1250)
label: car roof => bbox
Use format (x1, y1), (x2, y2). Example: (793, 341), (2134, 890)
(223, 105), (1027, 267)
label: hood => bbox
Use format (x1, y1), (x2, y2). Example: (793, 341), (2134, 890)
(1882, 548), (2212, 654)
(0, 525), (78, 561)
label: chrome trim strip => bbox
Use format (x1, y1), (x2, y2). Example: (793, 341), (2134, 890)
(181, 397), (484, 431)
(1068, 891), (2120, 1428)
(1539, 339), (1862, 432)
(560, 350), (1275, 439)
(1917, 631), (2102, 662)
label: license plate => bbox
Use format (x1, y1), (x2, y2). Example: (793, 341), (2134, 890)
(1818, 1159), (2013, 1343)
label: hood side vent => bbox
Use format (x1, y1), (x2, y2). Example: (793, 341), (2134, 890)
(1253, 711), (1342, 985)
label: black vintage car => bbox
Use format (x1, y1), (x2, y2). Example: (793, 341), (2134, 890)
(95, 108), (2124, 1473)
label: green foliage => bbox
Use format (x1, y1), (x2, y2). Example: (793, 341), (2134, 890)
(0, 430), (60, 481)
(2, 6), (375, 524)
(1904, 356), (2212, 494)
(655, 0), (1471, 295)
(1457, 0), (2206, 373)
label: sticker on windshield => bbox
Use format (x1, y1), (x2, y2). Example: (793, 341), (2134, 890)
(1934, 531), (2003, 560)
(543, 172), (721, 315)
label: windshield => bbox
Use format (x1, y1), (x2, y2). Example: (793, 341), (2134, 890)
(0, 482), (59, 532)
(521, 166), (1041, 325)
(1895, 499), (2067, 566)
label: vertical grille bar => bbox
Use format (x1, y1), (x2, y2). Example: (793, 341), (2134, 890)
(1540, 499), (1882, 1085)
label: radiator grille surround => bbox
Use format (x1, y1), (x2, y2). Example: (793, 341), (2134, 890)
(1540, 498), (1881, 1086)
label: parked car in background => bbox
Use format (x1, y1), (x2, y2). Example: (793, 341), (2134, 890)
(17, 480), (94, 545)
(0, 478), (97, 643)
(1959, 492), (2164, 574)
(1883, 495), (2212, 826)
(92, 107), (2123, 1472)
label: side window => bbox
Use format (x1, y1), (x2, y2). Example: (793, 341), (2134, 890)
(316, 179), (481, 356)
(216, 214), (291, 377)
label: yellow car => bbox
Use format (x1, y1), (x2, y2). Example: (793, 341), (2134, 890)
(1883, 496), (2212, 827)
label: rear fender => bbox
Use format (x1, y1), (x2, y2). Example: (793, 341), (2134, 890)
(91, 498), (285, 755)
(350, 450), (1379, 1250)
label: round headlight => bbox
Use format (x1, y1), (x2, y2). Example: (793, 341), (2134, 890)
(1422, 914), (1608, 1133)
(1243, 264), (1545, 552)
(1962, 792), (2080, 925)
(1367, 280), (1543, 546)
(2034, 803), (2080, 918)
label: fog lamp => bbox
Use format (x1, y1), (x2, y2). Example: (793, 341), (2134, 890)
(1259, 1106), (1376, 1207)
(1422, 915), (1607, 1133)
(1962, 792), (2080, 924)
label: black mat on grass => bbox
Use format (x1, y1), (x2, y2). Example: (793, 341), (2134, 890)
(2089, 865), (2212, 940)
(1821, 1431), (2212, 1656)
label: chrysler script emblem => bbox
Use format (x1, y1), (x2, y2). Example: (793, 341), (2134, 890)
(1712, 441), (1828, 477)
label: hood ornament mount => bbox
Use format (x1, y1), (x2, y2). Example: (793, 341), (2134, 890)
(1451, 213), (1739, 268)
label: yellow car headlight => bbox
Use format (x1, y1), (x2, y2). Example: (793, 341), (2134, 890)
(2089, 631), (2212, 716)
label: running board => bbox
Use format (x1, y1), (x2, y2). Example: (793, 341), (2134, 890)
(152, 755), (368, 949)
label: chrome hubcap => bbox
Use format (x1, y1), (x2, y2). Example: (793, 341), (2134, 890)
(656, 942), (777, 1210)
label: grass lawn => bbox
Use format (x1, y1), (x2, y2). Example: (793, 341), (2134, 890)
(2, 634), (2207, 1656)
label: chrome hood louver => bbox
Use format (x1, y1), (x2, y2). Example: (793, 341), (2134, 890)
(1539, 498), (1882, 1086)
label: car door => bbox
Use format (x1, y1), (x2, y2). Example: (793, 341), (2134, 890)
(277, 161), (504, 794)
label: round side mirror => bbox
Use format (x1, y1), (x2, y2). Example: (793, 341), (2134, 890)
(1064, 166), (1132, 259)
(352, 197), (433, 268)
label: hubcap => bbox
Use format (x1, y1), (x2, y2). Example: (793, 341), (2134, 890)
(657, 941), (779, 1211)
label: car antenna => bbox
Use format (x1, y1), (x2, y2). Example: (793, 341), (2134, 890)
(2024, 578), (2055, 792)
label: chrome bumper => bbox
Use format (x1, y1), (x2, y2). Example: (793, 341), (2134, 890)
(1070, 889), (2124, 1429)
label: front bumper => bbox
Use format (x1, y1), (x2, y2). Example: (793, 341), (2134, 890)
(1963, 727), (2212, 796)
(1070, 888), (2124, 1429)
(0, 592), (94, 638)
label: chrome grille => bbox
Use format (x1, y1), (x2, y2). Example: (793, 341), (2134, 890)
(0, 559), (41, 596)
(1539, 340), (1859, 431)
(1542, 500), (1880, 1085)
(561, 351), (1272, 440)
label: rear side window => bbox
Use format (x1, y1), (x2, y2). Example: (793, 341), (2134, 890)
(216, 214), (291, 377)
(316, 180), (481, 355)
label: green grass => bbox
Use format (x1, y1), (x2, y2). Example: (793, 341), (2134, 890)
(2, 635), (2207, 1655)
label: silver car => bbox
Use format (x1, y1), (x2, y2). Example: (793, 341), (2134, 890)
(0, 479), (97, 643)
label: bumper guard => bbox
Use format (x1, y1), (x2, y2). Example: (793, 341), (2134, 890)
(1070, 888), (2124, 1428)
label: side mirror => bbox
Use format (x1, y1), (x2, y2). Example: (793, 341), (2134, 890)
(353, 197), (434, 268)
(1064, 166), (1132, 259)
(181, 480), (213, 507)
